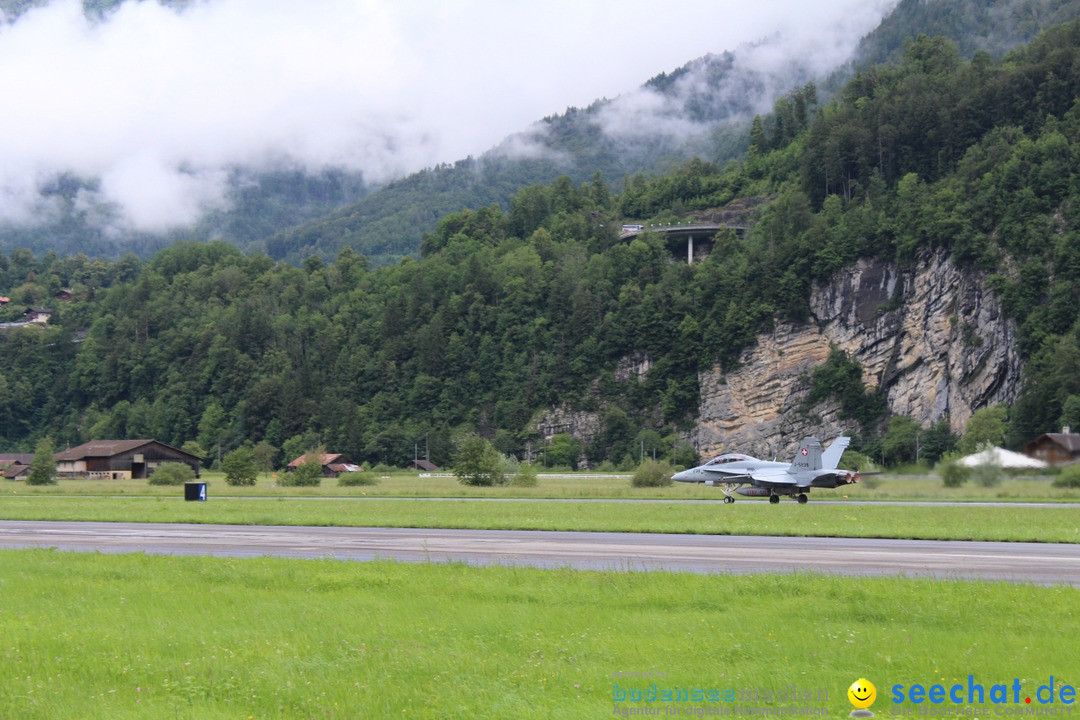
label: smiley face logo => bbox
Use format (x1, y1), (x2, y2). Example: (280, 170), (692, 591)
(848, 678), (877, 716)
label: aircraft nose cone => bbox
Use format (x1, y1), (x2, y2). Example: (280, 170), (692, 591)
(672, 470), (693, 483)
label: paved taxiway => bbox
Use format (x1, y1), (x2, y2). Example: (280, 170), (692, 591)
(29, 495), (1080, 508)
(1, 520), (1078, 584)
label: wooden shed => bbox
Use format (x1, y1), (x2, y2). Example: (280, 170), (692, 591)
(1024, 431), (1080, 466)
(56, 440), (202, 479)
(0, 454), (35, 481)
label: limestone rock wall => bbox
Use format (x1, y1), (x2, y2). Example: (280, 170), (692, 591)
(691, 249), (1022, 459)
(534, 406), (601, 445)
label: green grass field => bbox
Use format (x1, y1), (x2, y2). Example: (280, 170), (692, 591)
(1, 550), (1076, 720)
(4, 475), (1078, 718)
(7, 470), (1080, 502)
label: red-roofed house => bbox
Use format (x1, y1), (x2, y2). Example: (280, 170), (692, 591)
(286, 453), (360, 478)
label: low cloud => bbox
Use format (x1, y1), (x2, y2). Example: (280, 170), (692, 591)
(0, 0), (897, 233)
(98, 154), (230, 231)
(592, 2), (897, 151)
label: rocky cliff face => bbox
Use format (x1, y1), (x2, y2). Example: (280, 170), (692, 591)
(534, 406), (602, 444)
(691, 249), (1022, 459)
(532, 352), (653, 459)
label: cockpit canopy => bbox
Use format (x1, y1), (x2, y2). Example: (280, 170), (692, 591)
(704, 453), (755, 465)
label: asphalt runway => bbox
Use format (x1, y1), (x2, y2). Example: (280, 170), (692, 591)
(27, 495), (1080, 508)
(2, 520), (1079, 585)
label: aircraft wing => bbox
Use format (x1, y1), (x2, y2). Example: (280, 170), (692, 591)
(696, 467), (753, 480)
(752, 469), (860, 490)
(748, 468), (796, 485)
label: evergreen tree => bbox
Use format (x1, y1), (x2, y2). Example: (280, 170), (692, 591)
(27, 436), (57, 486)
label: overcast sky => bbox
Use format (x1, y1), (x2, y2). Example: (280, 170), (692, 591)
(0, 0), (897, 231)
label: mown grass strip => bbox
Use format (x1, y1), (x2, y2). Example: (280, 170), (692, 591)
(7, 471), (1080, 502)
(0, 549), (1076, 719)
(1, 496), (1078, 543)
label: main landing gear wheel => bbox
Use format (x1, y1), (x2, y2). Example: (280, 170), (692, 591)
(723, 496), (735, 504)
(797, 493), (808, 504)
(768, 494), (780, 504)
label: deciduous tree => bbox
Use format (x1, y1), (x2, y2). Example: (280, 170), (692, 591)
(222, 447), (258, 487)
(453, 434), (505, 487)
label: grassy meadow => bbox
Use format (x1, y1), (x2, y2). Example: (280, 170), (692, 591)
(6, 469), (1080, 502)
(1, 495), (1079, 542)
(2, 549), (1077, 720)
(3, 470), (1080, 542)
(4, 472), (1078, 719)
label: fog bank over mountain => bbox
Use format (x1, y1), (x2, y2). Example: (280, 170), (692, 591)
(0, 0), (895, 235)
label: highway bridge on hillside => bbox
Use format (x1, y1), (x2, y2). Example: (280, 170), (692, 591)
(619, 222), (751, 264)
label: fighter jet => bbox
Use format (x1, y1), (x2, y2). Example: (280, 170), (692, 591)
(672, 436), (858, 504)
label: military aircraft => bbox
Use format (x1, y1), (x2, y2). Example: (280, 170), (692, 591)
(672, 436), (858, 504)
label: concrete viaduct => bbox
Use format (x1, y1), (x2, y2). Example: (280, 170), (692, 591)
(619, 222), (751, 264)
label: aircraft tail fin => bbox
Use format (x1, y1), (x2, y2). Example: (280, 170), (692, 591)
(791, 437), (823, 472)
(820, 436), (851, 469)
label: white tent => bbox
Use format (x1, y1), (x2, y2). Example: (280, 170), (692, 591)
(957, 447), (1047, 469)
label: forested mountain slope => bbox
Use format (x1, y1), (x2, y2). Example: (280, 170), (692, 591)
(4, 0), (1076, 266)
(261, 0), (1080, 266)
(1, 23), (1078, 468)
(258, 45), (818, 266)
(855, 0), (1080, 66)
